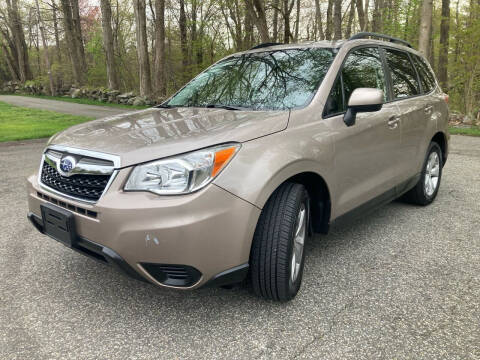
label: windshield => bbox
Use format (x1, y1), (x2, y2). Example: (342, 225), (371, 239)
(165, 48), (335, 111)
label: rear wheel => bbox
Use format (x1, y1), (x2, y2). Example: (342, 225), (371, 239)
(403, 142), (443, 205)
(250, 182), (310, 302)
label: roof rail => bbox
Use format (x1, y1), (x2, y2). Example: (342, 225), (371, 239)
(348, 32), (413, 48)
(250, 42), (283, 50)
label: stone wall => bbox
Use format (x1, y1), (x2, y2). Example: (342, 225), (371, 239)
(1, 81), (161, 107)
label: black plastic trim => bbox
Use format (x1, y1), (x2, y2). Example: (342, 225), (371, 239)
(349, 32), (413, 48)
(250, 42), (283, 50)
(141, 263), (202, 287)
(332, 173), (420, 225)
(203, 263), (249, 288)
(27, 212), (146, 282)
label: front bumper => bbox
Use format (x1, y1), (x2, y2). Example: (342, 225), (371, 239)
(27, 169), (260, 289)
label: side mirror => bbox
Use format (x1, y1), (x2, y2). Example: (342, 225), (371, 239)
(343, 88), (384, 127)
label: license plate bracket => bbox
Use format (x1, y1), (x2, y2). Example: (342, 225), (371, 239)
(40, 203), (76, 247)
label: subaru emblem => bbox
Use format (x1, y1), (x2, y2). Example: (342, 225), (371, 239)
(59, 156), (76, 176)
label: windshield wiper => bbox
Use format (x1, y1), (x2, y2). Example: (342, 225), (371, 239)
(203, 104), (248, 111)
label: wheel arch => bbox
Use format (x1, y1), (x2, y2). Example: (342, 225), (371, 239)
(260, 170), (332, 235)
(431, 131), (448, 166)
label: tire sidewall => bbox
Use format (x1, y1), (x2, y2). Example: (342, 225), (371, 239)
(421, 142), (443, 203)
(286, 190), (310, 298)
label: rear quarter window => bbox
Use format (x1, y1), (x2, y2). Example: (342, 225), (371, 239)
(412, 55), (437, 93)
(384, 49), (420, 99)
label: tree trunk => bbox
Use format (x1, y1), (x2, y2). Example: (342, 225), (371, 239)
(418, 0), (433, 56)
(345, 0), (355, 38)
(244, 0), (270, 42)
(372, 0), (384, 33)
(356, 0), (366, 31)
(51, 1), (62, 63)
(314, 0), (325, 40)
(273, 0), (279, 41)
(35, 0), (55, 95)
(191, 0), (197, 66)
(6, 0), (32, 82)
(294, 0), (300, 41)
(59, 0), (85, 85)
(438, 0), (450, 89)
(283, 0), (294, 43)
(333, 0), (342, 40)
(325, 0), (334, 40)
(0, 40), (20, 81)
(179, 0), (189, 80)
(100, 0), (119, 90)
(70, 0), (87, 76)
(133, 0), (152, 96)
(154, 0), (166, 97)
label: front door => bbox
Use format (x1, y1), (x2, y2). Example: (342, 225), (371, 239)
(323, 46), (401, 217)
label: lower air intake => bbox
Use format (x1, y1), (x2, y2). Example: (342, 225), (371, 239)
(141, 263), (202, 287)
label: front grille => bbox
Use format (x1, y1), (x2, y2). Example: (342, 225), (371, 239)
(41, 161), (110, 201)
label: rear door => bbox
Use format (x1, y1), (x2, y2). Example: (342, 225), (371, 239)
(411, 54), (448, 168)
(323, 46), (401, 217)
(383, 48), (426, 182)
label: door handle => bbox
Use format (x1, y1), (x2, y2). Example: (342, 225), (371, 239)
(424, 105), (433, 113)
(387, 116), (400, 129)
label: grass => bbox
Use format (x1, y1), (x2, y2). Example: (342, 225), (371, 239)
(0, 101), (94, 142)
(449, 126), (480, 137)
(12, 93), (150, 110)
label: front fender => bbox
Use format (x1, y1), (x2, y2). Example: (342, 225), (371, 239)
(213, 128), (336, 214)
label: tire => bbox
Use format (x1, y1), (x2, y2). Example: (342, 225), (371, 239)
(403, 142), (443, 206)
(250, 182), (310, 302)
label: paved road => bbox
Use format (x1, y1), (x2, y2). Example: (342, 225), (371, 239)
(0, 95), (131, 118)
(0, 135), (479, 360)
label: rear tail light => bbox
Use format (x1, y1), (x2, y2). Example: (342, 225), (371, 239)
(444, 94), (449, 103)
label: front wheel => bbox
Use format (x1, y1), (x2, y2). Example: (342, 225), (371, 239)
(403, 142), (443, 205)
(250, 182), (310, 302)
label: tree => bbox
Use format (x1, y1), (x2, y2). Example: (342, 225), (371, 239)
(60, 0), (86, 85)
(35, 0), (55, 95)
(179, 0), (189, 80)
(372, 0), (384, 33)
(314, 0), (325, 40)
(418, 0), (433, 57)
(133, 0), (152, 96)
(244, 0), (270, 42)
(333, 0), (342, 40)
(100, 0), (119, 90)
(345, 0), (356, 38)
(5, 0), (32, 82)
(325, 0), (333, 40)
(438, 0), (450, 89)
(282, 0), (295, 43)
(154, 0), (166, 96)
(356, 0), (366, 31)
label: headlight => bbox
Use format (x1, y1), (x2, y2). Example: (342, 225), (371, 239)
(124, 143), (240, 195)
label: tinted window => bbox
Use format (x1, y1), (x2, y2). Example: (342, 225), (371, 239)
(324, 47), (386, 116)
(342, 47), (386, 103)
(167, 48), (335, 110)
(413, 55), (436, 93)
(324, 77), (343, 115)
(385, 49), (420, 98)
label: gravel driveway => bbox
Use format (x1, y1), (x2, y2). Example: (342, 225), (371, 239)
(0, 135), (479, 359)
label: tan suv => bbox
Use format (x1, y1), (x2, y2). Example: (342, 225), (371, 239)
(27, 33), (449, 301)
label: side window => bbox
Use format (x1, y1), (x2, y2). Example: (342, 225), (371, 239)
(385, 49), (420, 98)
(342, 47), (387, 104)
(324, 47), (386, 116)
(324, 77), (343, 116)
(413, 55), (436, 93)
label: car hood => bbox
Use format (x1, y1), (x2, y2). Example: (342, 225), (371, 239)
(49, 107), (289, 167)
